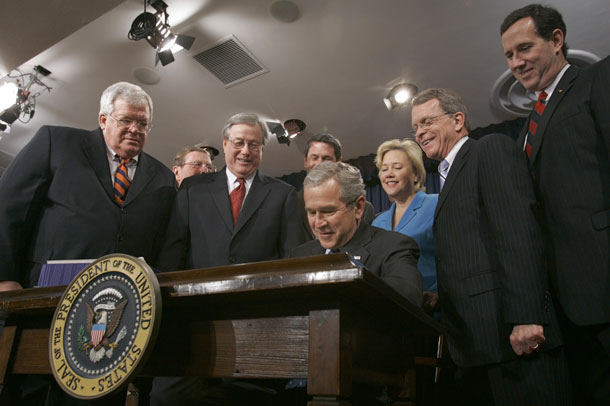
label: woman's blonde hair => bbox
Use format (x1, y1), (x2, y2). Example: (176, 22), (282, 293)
(375, 139), (426, 192)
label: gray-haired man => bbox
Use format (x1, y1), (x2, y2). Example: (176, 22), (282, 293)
(291, 161), (422, 306)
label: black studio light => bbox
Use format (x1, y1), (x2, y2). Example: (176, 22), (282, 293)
(0, 65), (52, 133)
(128, 0), (195, 66)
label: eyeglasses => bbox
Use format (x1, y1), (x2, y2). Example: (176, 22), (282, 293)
(183, 161), (215, 172)
(107, 114), (152, 132)
(228, 138), (262, 151)
(411, 112), (452, 137)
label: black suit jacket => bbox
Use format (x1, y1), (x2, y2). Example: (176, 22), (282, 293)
(434, 135), (561, 368)
(517, 57), (610, 326)
(290, 222), (422, 306)
(0, 126), (176, 287)
(157, 168), (303, 271)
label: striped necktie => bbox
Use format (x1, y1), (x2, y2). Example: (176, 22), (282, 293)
(230, 178), (245, 226)
(525, 91), (548, 157)
(438, 159), (450, 190)
(114, 157), (132, 205)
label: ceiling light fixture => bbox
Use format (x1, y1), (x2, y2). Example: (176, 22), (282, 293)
(128, 0), (195, 66)
(0, 65), (52, 133)
(266, 118), (306, 146)
(384, 83), (418, 111)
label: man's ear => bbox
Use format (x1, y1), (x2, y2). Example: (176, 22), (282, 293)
(354, 195), (366, 221)
(453, 111), (466, 133)
(550, 28), (565, 55)
(99, 114), (106, 131)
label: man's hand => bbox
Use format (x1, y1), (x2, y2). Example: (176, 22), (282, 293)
(0, 281), (23, 292)
(509, 324), (545, 355)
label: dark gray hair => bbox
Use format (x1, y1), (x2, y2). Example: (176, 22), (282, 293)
(304, 162), (365, 205)
(501, 4), (568, 58)
(221, 113), (269, 145)
(99, 82), (153, 121)
(411, 88), (471, 132)
(304, 133), (342, 160)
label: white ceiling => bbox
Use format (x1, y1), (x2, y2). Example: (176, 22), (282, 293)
(1, 0), (609, 177)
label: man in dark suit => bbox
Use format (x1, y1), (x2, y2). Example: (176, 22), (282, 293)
(0, 81), (175, 291)
(299, 133), (375, 242)
(152, 113), (303, 405)
(412, 88), (570, 405)
(291, 161), (422, 306)
(0, 82), (176, 403)
(157, 112), (302, 272)
(501, 5), (610, 404)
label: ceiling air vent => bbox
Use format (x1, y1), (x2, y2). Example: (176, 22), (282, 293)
(192, 35), (269, 88)
(490, 49), (600, 117)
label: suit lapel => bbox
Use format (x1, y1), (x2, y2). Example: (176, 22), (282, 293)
(83, 128), (114, 201)
(528, 66), (579, 166)
(209, 170), (234, 231)
(435, 139), (472, 220)
(397, 191), (424, 230)
(234, 170), (270, 234)
(123, 152), (156, 206)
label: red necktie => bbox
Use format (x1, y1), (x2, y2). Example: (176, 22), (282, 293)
(114, 157), (132, 205)
(525, 91), (548, 157)
(230, 178), (245, 226)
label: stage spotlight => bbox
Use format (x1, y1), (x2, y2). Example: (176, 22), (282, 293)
(384, 83), (418, 111)
(0, 65), (52, 132)
(129, 0), (195, 66)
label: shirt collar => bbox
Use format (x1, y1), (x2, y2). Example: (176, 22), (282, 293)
(105, 144), (139, 164)
(537, 63), (570, 100)
(443, 136), (469, 169)
(225, 167), (256, 187)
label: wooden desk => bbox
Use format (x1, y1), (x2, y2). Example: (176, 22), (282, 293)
(0, 254), (441, 405)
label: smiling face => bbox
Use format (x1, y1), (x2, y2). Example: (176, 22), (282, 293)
(304, 142), (338, 172)
(501, 17), (567, 91)
(223, 123), (264, 178)
(379, 149), (416, 202)
(304, 178), (365, 250)
(412, 98), (464, 161)
(99, 98), (150, 159)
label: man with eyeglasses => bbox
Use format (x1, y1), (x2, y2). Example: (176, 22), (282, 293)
(412, 88), (570, 404)
(153, 113), (303, 405)
(172, 146), (215, 187)
(0, 82), (175, 402)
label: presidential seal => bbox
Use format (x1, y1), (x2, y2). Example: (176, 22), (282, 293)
(49, 254), (161, 399)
